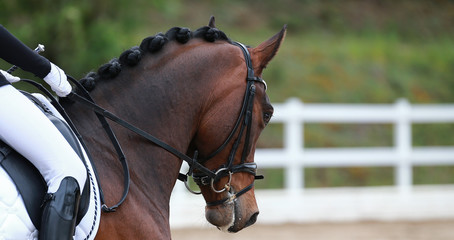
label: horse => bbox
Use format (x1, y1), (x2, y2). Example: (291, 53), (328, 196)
(60, 17), (286, 239)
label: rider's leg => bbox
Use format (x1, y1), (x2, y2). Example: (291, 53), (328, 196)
(0, 84), (86, 239)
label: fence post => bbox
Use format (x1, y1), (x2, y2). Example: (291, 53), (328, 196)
(283, 98), (304, 194)
(395, 98), (412, 194)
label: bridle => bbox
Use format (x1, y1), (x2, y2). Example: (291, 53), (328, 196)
(46, 41), (265, 210)
(187, 42), (266, 206)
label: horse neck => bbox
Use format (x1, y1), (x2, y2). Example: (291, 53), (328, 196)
(65, 40), (221, 212)
(62, 40), (248, 238)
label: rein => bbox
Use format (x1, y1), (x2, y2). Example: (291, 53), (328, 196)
(65, 41), (265, 209)
(67, 77), (216, 211)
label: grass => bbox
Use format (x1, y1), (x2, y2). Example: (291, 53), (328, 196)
(263, 32), (454, 104)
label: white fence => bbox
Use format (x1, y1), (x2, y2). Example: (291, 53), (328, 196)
(258, 98), (454, 194)
(170, 98), (454, 228)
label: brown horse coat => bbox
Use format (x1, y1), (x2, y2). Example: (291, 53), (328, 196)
(63, 18), (286, 239)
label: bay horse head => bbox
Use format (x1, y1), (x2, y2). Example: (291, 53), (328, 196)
(186, 17), (287, 232)
(67, 16), (286, 238)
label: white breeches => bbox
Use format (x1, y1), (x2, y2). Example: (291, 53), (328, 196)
(0, 84), (86, 194)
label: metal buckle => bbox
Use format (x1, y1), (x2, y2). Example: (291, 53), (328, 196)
(193, 175), (210, 186)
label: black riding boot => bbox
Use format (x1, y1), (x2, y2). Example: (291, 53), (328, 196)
(39, 176), (80, 240)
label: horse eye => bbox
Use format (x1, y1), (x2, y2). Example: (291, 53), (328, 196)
(263, 112), (273, 124)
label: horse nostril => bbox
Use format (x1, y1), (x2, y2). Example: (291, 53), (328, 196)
(245, 212), (259, 228)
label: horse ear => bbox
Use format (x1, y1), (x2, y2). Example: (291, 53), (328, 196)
(208, 16), (216, 28)
(251, 25), (287, 75)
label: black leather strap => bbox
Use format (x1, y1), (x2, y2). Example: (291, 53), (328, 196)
(66, 89), (216, 180)
(205, 183), (255, 207)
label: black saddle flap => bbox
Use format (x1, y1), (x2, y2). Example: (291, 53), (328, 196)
(0, 141), (47, 229)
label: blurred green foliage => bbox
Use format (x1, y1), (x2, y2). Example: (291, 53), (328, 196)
(1, 0), (453, 102)
(1, 0), (453, 188)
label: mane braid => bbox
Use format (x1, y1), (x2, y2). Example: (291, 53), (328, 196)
(78, 25), (230, 91)
(193, 26), (230, 43)
(119, 46), (142, 67)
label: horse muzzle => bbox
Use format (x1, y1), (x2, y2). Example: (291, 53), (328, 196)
(204, 186), (259, 232)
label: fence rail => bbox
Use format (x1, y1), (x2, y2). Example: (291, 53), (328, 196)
(170, 98), (454, 228)
(257, 98), (454, 194)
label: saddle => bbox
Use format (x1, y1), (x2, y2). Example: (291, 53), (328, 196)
(0, 92), (90, 230)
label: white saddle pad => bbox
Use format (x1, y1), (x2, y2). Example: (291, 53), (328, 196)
(0, 93), (101, 240)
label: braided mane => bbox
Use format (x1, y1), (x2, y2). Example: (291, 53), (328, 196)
(79, 25), (231, 91)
